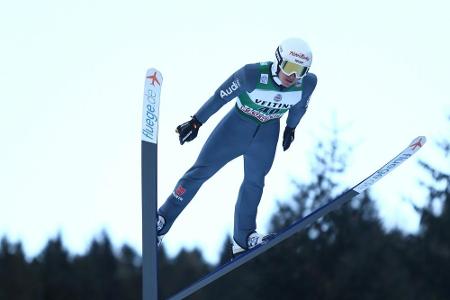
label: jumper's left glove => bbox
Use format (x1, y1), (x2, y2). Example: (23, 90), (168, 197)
(282, 126), (295, 151)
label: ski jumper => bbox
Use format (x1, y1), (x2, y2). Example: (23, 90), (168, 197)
(158, 62), (317, 248)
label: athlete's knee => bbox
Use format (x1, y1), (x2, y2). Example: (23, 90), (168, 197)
(242, 176), (265, 190)
(184, 164), (218, 181)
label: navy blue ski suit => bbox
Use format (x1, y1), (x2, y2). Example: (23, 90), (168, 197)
(159, 62), (317, 248)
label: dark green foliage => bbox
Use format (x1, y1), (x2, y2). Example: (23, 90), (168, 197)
(0, 238), (38, 300)
(36, 234), (77, 300)
(0, 133), (448, 300)
(201, 134), (450, 300)
(158, 247), (212, 299)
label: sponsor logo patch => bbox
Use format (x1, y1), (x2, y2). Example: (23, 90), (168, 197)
(173, 185), (186, 201)
(237, 104), (284, 123)
(260, 74), (268, 84)
(220, 79), (241, 99)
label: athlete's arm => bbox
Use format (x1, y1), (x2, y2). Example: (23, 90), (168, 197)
(194, 63), (259, 124)
(286, 73), (317, 128)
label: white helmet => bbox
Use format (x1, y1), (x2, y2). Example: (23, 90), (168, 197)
(275, 38), (312, 78)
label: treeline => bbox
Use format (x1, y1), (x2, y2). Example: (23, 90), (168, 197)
(1, 135), (449, 300)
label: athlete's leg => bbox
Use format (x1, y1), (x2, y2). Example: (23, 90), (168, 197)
(233, 120), (280, 247)
(158, 110), (256, 234)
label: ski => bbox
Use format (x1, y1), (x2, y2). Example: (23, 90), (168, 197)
(141, 68), (163, 300)
(168, 136), (427, 300)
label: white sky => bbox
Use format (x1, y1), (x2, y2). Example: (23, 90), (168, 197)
(1, 0), (449, 264)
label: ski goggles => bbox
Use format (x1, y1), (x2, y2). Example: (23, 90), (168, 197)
(279, 60), (309, 78)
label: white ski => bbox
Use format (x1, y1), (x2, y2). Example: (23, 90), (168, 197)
(141, 68), (163, 300)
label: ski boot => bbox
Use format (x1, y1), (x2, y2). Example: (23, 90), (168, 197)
(232, 231), (276, 257)
(156, 215), (165, 247)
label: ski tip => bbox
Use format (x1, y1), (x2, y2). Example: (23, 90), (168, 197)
(408, 136), (427, 151)
(145, 68), (163, 85)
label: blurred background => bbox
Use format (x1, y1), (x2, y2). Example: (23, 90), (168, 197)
(1, 0), (449, 299)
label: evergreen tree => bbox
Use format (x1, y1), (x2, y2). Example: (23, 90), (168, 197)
(2, 125), (449, 300)
(34, 234), (77, 300)
(414, 134), (450, 299)
(115, 245), (141, 300)
(72, 231), (119, 300)
(0, 238), (37, 300)
(158, 246), (212, 299)
(205, 132), (420, 299)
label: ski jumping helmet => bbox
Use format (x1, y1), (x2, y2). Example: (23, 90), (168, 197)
(275, 38), (312, 79)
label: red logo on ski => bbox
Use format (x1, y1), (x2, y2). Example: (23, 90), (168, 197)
(147, 71), (160, 86)
(409, 138), (424, 150)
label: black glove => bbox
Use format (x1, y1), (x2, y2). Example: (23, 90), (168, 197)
(282, 126), (295, 151)
(176, 116), (202, 145)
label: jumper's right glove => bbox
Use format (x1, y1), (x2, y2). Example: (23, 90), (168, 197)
(282, 126), (295, 151)
(176, 116), (202, 145)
